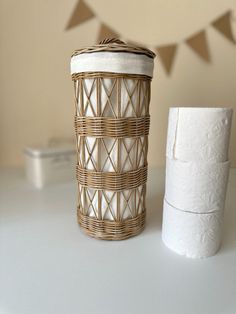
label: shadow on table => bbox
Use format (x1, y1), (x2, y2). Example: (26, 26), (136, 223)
(220, 209), (236, 254)
(219, 174), (236, 254)
(145, 192), (164, 234)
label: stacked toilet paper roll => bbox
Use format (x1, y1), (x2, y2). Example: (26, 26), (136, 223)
(162, 107), (233, 258)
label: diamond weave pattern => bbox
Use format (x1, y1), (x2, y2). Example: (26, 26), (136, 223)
(74, 76), (150, 221)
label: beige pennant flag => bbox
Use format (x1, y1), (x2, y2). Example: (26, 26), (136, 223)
(212, 11), (235, 43)
(126, 40), (140, 46)
(126, 40), (149, 52)
(97, 23), (119, 44)
(127, 40), (146, 47)
(66, 0), (94, 30)
(156, 44), (178, 74)
(186, 30), (210, 62)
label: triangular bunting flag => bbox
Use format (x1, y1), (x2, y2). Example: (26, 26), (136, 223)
(212, 11), (235, 44)
(97, 23), (119, 44)
(126, 40), (148, 51)
(156, 44), (178, 74)
(126, 40), (140, 46)
(186, 30), (210, 62)
(127, 40), (145, 47)
(66, 0), (94, 30)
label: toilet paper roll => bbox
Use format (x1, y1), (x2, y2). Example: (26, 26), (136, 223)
(166, 107), (233, 162)
(162, 199), (224, 258)
(165, 158), (230, 213)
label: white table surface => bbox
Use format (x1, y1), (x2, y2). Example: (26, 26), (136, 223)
(0, 168), (236, 314)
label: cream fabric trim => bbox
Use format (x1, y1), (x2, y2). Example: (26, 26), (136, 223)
(71, 51), (154, 77)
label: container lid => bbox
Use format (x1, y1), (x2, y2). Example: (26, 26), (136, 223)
(24, 144), (76, 158)
(71, 38), (156, 78)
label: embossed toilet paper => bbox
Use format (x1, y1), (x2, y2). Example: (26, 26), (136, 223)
(165, 158), (230, 213)
(163, 107), (233, 258)
(166, 107), (233, 162)
(162, 199), (224, 258)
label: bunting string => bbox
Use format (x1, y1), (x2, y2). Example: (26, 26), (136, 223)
(66, 1), (236, 75)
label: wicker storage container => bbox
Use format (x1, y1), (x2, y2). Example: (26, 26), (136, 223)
(70, 38), (155, 240)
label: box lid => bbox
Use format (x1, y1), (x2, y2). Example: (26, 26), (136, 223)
(24, 144), (76, 158)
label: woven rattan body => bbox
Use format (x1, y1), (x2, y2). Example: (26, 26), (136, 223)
(71, 39), (155, 240)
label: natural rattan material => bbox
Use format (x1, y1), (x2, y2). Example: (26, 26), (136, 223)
(72, 72), (152, 81)
(75, 115), (150, 138)
(73, 75), (151, 119)
(72, 38), (154, 240)
(72, 38), (155, 59)
(77, 209), (146, 240)
(77, 183), (146, 220)
(76, 165), (147, 191)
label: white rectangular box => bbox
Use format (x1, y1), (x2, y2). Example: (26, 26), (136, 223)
(24, 144), (76, 188)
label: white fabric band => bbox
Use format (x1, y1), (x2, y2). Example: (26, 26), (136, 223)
(71, 52), (154, 77)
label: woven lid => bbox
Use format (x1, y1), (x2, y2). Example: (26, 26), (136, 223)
(72, 38), (156, 59)
(71, 38), (155, 78)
